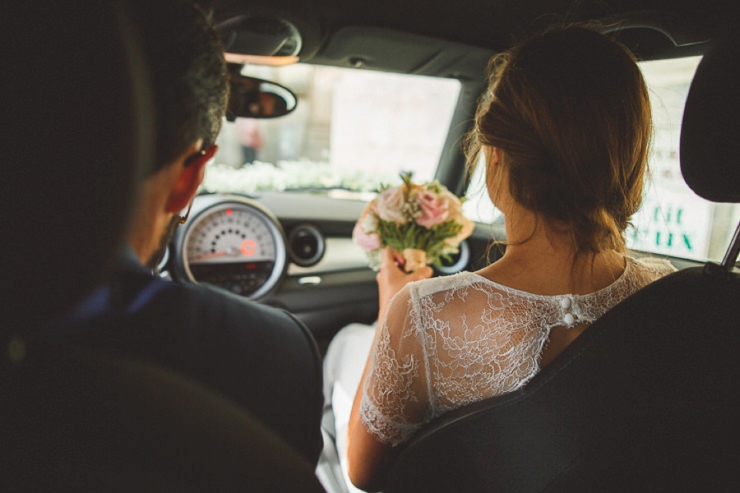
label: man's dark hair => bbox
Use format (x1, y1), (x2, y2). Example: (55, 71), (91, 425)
(130, 0), (228, 172)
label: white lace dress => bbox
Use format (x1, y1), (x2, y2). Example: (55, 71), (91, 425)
(358, 256), (676, 446)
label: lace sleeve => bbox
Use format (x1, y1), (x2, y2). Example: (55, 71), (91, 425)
(359, 284), (431, 447)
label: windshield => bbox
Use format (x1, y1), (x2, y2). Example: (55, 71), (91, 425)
(203, 63), (461, 195)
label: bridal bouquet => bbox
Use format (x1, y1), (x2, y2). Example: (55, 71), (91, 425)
(353, 173), (474, 272)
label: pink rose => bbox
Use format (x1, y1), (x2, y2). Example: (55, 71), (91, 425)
(376, 186), (407, 223)
(416, 190), (449, 228)
(353, 221), (381, 251)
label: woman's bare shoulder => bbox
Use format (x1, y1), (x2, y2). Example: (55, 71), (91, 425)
(407, 271), (485, 299)
(629, 256), (678, 276)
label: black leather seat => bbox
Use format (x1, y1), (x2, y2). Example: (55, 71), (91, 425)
(2, 341), (325, 492)
(384, 31), (740, 493)
(1, 2), (323, 491)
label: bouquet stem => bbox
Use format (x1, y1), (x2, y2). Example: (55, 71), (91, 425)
(402, 249), (427, 273)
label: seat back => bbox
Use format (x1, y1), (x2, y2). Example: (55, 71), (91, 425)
(1, 2), (324, 490)
(384, 29), (740, 493)
(385, 269), (739, 492)
(2, 339), (324, 492)
(3, 0), (153, 330)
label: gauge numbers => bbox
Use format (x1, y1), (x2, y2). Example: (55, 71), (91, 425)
(182, 202), (285, 298)
(187, 207), (275, 265)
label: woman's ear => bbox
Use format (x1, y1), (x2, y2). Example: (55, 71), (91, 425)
(486, 146), (509, 211)
(165, 144), (218, 214)
(488, 146), (501, 167)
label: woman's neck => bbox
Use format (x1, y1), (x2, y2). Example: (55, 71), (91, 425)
(479, 207), (626, 296)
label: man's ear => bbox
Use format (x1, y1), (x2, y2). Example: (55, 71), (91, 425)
(165, 144), (218, 214)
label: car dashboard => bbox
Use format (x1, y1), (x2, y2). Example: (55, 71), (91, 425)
(165, 190), (489, 344)
(167, 192), (379, 342)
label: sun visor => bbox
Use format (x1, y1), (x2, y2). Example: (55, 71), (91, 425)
(311, 27), (492, 80)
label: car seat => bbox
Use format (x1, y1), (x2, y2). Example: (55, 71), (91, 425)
(383, 30), (740, 493)
(0, 2), (323, 491)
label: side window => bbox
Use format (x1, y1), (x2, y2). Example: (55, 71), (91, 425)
(462, 154), (503, 226)
(464, 55), (740, 263)
(629, 56), (740, 262)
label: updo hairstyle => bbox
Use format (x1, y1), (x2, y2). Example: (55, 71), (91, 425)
(467, 26), (652, 257)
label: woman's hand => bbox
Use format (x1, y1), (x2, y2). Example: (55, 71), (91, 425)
(377, 248), (433, 322)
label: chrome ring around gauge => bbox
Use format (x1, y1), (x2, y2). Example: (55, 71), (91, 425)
(434, 239), (471, 275)
(171, 195), (287, 299)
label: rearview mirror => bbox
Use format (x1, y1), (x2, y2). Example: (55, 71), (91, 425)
(227, 75), (297, 120)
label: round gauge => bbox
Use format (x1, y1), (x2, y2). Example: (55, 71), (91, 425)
(434, 240), (471, 275)
(173, 196), (287, 299)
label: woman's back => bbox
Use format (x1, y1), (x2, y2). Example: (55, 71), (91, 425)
(361, 256), (675, 446)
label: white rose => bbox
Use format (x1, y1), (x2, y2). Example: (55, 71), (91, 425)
(361, 211), (378, 233)
(376, 186), (407, 223)
(440, 243), (460, 255)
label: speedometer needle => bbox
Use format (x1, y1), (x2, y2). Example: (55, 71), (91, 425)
(193, 251), (228, 260)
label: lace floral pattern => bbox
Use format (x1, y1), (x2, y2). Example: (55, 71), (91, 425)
(359, 328), (423, 445)
(360, 257), (676, 446)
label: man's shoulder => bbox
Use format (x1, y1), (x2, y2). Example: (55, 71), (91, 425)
(112, 256), (307, 340)
(110, 256), (324, 465)
(156, 278), (305, 334)
(169, 278), (281, 313)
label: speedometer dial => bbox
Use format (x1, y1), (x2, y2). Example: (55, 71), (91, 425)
(173, 197), (287, 299)
(187, 207), (275, 265)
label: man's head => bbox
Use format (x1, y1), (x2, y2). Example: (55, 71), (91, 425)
(131, 0), (229, 170)
(126, 0), (229, 266)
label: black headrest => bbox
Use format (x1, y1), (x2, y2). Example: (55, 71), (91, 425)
(3, 1), (154, 331)
(680, 31), (740, 203)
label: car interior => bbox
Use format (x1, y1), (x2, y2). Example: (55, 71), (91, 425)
(3, 0), (738, 490)
(166, 0), (738, 350)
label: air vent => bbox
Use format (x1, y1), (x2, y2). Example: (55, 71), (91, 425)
(288, 225), (325, 267)
(434, 240), (470, 275)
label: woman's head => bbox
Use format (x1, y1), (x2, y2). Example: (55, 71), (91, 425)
(468, 26), (651, 256)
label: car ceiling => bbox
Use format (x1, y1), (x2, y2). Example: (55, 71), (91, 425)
(210, 0), (735, 73)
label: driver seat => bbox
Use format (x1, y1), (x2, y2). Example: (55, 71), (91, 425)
(383, 31), (740, 493)
(1, 2), (323, 491)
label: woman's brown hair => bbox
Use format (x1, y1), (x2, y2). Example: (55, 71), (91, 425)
(466, 26), (652, 257)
